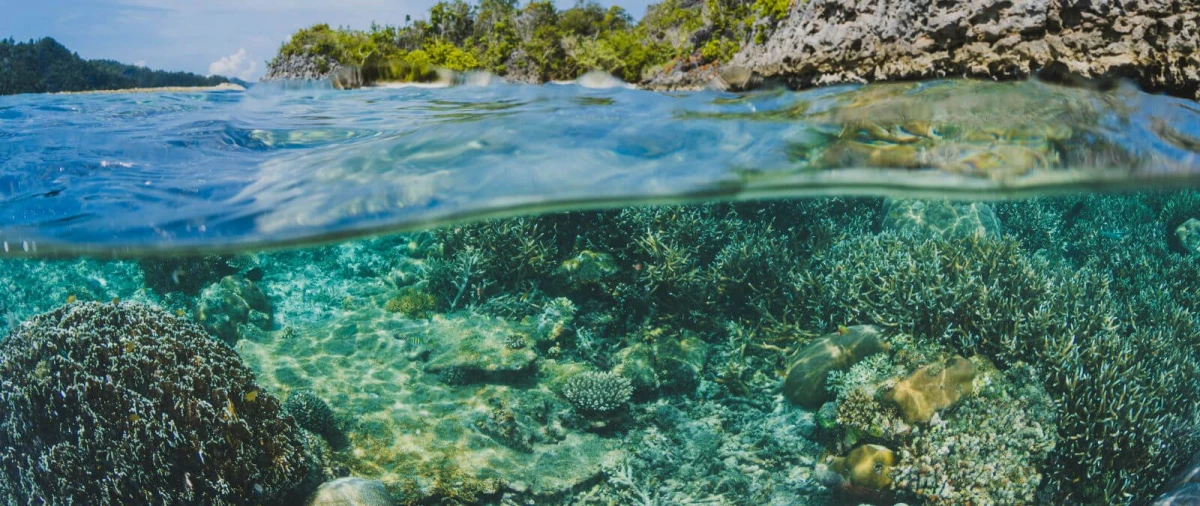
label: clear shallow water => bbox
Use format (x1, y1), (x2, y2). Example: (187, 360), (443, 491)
(1, 79), (1199, 255)
(0, 79), (1199, 506)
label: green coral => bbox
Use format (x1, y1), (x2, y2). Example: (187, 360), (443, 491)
(384, 286), (437, 319)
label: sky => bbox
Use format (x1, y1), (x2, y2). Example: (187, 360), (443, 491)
(0, 0), (655, 81)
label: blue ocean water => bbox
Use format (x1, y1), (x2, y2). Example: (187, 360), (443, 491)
(0, 78), (1198, 255)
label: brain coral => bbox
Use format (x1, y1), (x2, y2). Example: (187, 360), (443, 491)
(0, 302), (317, 505)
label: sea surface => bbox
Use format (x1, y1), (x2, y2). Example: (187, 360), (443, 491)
(0, 78), (1198, 506)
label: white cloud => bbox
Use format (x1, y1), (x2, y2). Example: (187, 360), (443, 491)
(208, 48), (256, 81)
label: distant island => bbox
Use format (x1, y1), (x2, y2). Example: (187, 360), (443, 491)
(0, 37), (239, 96)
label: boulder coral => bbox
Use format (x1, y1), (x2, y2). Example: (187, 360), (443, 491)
(783, 325), (889, 409)
(0, 302), (318, 504)
(825, 444), (897, 491)
(883, 355), (976, 423)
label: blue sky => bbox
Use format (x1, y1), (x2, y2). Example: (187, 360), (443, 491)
(0, 0), (655, 81)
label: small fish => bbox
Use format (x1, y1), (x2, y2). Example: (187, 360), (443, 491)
(1099, 230), (1128, 239)
(175, 309), (185, 317)
(128, 414), (140, 422)
(243, 390), (259, 402)
(66, 294), (76, 304)
(111, 297), (120, 304)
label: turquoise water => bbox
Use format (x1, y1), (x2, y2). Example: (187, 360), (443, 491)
(0, 79), (1198, 254)
(0, 80), (1198, 506)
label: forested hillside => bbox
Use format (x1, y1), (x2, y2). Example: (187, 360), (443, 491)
(0, 37), (231, 95)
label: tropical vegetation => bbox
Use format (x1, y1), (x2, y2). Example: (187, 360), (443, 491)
(269, 0), (788, 83)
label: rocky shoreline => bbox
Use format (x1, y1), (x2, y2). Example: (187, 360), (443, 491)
(730, 0), (1200, 100)
(263, 0), (1199, 100)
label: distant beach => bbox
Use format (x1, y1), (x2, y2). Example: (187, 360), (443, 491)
(55, 82), (245, 94)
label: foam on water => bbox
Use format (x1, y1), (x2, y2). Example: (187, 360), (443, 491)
(0, 78), (1197, 256)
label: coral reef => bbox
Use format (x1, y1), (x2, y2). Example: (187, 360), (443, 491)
(802, 218), (1200, 503)
(196, 274), (273, 344)
(892, 362), (1058, 505)
(561, 371), (634, 416)
(1156, 454), (1200, 506)
(883, 355), (975, 423)
(0, 302), (318, 504)
(782, 325), (889, 408)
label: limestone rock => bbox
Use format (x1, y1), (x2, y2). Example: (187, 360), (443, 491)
(263, 54), (343, 81)
(306, 477), (392, 506)
(882, 199), (1001, 238)
(728, 0), (1200, 101)
(783, 325), (889, 408)
(884, 355), (976, 423)
(1175, 218), (1200, 256)
(196, 275), (272, 344)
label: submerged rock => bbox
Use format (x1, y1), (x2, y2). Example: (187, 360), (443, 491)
(611, 332), (708, 398)
(731, 0), (1200, 100)
(820, 444), (897, 491)
(1175, 218), (1200, 256)
(884, 355), (976, 423)
(306, 477), (392, 506)
(882, 199), (1001, 238)
(783, 325), (889, 409)
(196, 275), (273, 344)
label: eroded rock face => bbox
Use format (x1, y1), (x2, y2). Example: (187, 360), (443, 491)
(729, 0), (1200, 100)
(264, 54), (343, 81)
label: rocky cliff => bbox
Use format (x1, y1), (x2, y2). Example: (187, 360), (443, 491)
(728, 0), (1199, 99)
(262, 54), (343, 82)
